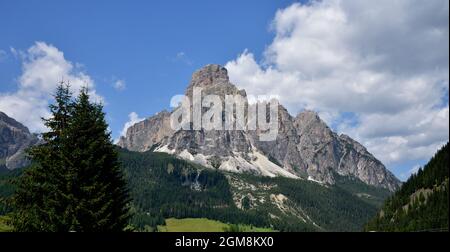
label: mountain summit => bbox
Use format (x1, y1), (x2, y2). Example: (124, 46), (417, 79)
(118, 64), (401, 191)
(188, 64), (230, 88)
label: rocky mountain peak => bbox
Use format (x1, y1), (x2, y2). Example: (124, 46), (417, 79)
(118, 110), (173, 152)
(0, 111), (30, 133)
(294, 110), (332, 138)
(190, 64), (229, 86)
(185, 64), (246, 100)
(295, 110), (324, 125)
(118, 65), (401, 191)
(0, 111), (39, 170)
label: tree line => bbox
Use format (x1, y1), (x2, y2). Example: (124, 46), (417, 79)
(365, 142), (449, 232)
(10, 83), (130, 231)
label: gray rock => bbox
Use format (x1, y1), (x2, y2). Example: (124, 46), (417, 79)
(0, 111), (40, 170)
(117, 110), (173, 152)
(117, 64), (401, 191)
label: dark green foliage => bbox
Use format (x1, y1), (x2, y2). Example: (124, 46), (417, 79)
(277, 178), (378, 231)
(2, 148), (389, 231)
(1, 145), (390, 232)
(10, 84), (130, 231)
(119, 149), (386, 231)
(119, 149), (270, 231)
(241, 196), (251, 210)
(365, 142), (449, 232)
(334, 173), (392, 207)
(0, 169), (22, 215)
(0, 164), (9, 174)
(223, 223), (242, 232)
(11, 84), (75, 231)
(233, 173), (383, 231)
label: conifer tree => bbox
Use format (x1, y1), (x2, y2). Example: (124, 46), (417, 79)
(12, 84), (130, 231)
(12, 83), (74, 231)
(65, 87), (130, 231)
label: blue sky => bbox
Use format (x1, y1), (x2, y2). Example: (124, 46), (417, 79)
(0, 0), (448, 181)
(0, 0), (294, 135)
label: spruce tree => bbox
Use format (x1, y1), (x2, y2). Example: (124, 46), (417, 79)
(12, 84), (130, 231)
(12, 83), (74, 231)
(65, 88), (130, 231)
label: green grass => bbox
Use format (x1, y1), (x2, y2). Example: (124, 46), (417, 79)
(157, 218), (275, 232)
(0, 216), (13, 232)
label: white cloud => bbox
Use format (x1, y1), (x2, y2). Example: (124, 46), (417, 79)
(118, 112), (144, 140)
(0, 41), (104, 132)
(225, 0), (449, 169)
(113, 79), (126, 91)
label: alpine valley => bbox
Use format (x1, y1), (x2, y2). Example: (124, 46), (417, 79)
(0, 65), (405, 231)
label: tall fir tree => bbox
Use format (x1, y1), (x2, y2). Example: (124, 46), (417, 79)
(12, 84), (130, 231)
(12, 83), (74, 231)
(65, 87), (130, 231)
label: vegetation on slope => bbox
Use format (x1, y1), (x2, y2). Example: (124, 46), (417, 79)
(0, 147), (391, 232)
(120, 149), (273, 231)
(1, 140), (393, 232)
(0, 148), (391, 232)
(120, 149), (388, 231)
(365, 142), (449, 232)
(226, 172), (387, 231)
(0, 169), (21, 215)
(0, 216), (13, 232)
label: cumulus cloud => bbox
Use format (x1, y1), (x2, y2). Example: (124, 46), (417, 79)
(0, 41), (103, 132)
(225, 0), (449, 169)
(118, 112), (144, 140)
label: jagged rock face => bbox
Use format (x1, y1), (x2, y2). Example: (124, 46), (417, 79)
(248, 105), (308, 175)
(170, 64), (253, 159)
(118, 110), (174, 152)
(294, 111), (400, 191)
(117, 64), (401, 191)
(336, 134), (401, 191)
(185, 64), (238, 97)
(0, 111), (39, 170)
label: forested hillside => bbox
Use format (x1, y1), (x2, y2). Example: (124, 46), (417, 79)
(120, 149), (271, 231)
(120, 148), (388, 231)
(0, 169), (21, 215)
(365, 142), (449, 232)
(0, 147), (392, 232)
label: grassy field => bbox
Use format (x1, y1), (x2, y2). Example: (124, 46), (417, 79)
(0, 216), (13, 232)
(1, 216), (276, 232)
(157, 218), (275, 232)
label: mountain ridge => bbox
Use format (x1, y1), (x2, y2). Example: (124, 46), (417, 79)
(0, 111), (40, 170)
(118, 64), (401, 191)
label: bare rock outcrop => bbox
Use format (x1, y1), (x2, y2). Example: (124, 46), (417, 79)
(117, 65), (401, 191)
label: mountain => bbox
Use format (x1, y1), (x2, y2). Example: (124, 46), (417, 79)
(0, 111), (39, 171)
(365, 142), (449, 232)
(118, 64), (400, 191)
